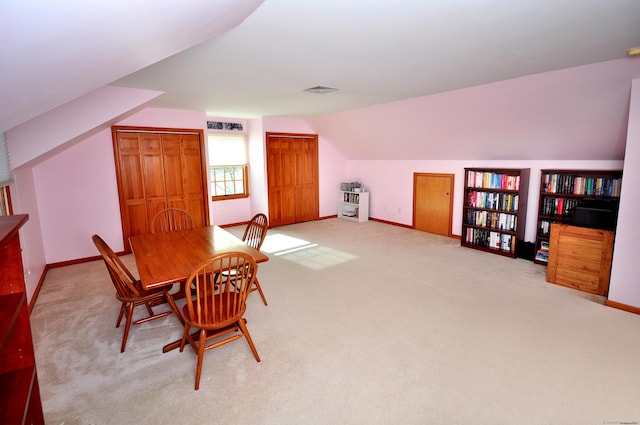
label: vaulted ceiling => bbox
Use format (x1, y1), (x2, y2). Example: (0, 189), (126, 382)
(2, 0), (640, 160)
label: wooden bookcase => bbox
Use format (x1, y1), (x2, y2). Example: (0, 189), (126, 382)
(0, 215), (45, 425)
(533, 169), (622, 265)
(461, 168), (529, 258)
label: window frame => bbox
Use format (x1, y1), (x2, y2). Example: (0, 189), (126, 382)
(0, 185), (12, 216)
(210, 164), (249, 201)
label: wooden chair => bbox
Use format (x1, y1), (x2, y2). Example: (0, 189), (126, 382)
(180, 252), (261, 390)
(151, 208), (194, 234)
(150, 207), (195, 297)
(241, 213), (269, 305)
(92, 234), (182, 353)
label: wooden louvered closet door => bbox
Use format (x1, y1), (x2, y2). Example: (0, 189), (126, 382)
(266, 133), (319, 227)
(112, 126), (209, 252)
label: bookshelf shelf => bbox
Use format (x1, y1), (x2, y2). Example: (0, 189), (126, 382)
(534, 169), (622, 265)
(461, 168), (529, 258)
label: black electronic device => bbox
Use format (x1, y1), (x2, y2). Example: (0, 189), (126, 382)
(571, 198), (619, 231)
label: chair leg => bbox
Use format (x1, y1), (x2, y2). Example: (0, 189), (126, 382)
(238, 319), (261, 362)
(121, 302), (135, 353)
(194, 329), (207, 390)
(252, 278), (268, 306)
(164, 293), (184, 326)
(116, 302), (126, 327)
(173, 281), (187, 300)
(144, 302), (154, 316)
(180, 323), (190, 352)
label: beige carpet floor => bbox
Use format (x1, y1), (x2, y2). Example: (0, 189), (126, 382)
(30, 219), (640, 425)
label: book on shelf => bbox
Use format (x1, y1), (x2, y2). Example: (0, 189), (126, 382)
(467, 171), (521, 191)
(534, 240), (550, 263)
(542, 173), (622, 197)
(467, 191), (519, 211)
(464, 228), (514, 253)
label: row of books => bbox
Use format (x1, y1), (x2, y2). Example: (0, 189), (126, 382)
(464, 228), (515, 253)
(465, 210), (517, 231)
(540, 197), (579, 216)
(467, 171), (521, 191)
(538, 219), (552, 237)
(340, 192), (360, 204)
(534, 241), (550, 263)
(542, 174), (622, 197)
(467, 191), (519, 212)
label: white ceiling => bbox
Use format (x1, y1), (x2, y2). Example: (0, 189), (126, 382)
(114, 0), (640, 119)
(2, 0), (640, 160)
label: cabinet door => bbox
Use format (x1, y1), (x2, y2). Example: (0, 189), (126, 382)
(266, 143), (285, 227)
(116, 133), (150, 237)
(266, 133), (319, 226)
(293, 139), (319, 223)
(113, 128), (209, 251)
(141, 133), (169, 225)
(180, 134), (207, 228)
(160, 133), (186, 210)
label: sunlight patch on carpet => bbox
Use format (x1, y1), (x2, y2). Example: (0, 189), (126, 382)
(261, 233), (357, 270)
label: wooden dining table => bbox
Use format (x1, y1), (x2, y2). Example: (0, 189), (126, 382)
(129, 225), (269, 352)
(130, 225), (269, 291)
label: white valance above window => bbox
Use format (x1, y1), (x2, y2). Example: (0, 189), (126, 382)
(0, 132), (11, 186)
(208, 134), (247, 166)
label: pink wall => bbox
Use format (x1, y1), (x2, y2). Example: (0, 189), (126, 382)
(27, 109), (346, 268)
(117, 107), (206, 129)
(8, 86), (163, 169)
(33, 128), (122, 262)
(609, 79), (640, 307)
(347, 159), (622, 240)
(29, 108), (210, 265)
(262, 116), (347, 218)
(304, 59), (638, 162)
(9, 167), (46, 302)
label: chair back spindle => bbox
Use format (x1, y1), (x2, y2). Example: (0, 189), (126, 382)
(151, 208), (195, 234)
(242, 213), (268, 249)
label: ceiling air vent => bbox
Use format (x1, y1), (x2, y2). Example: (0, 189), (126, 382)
(304, 85), (338, 94)
(206, 121), (243, 131)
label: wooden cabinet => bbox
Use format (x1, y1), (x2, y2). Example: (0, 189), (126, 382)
(533, 169), (622, 264)
(546, 223), (614, 296)
(338, 191), (369, 222)
(461, 168), (529, 258)
(0, 215), (45, 425)
(112, 127), (210, 251)
(266, 133), (319, 227)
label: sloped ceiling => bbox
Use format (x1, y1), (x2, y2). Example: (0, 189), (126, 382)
(0, 0), (264, 133)
(2, 0), (640, 161)
(114, 1), (640, 120)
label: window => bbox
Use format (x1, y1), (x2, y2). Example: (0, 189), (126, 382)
(0, 132), (12, 216)
(210, 165), (248, 200)
(208, 135), (249, 200)
(0, 186), (11, 216)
